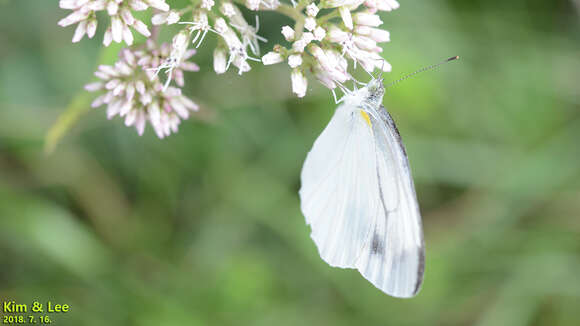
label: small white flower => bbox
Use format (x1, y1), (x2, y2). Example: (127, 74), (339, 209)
(86, 17), (97, 38)
(339, 6), (353, 30)
(309, 44), (350, 85)
(263, 0), (280, 9)
(353, 12), (383, 27)
(313, 26), (326, 41)
(103, 27), (113, 46)
(229, 15), (267, 55)
(246, 0), (260, 10)
(262, 52), (284, 65)
(132, 19), (151, 37)
(181, 10), (215, 48)
(152, 10), (180, 25)
(214, 17), (229, 35)
(313, 51), (351, 90)
(327, 25), (349, 43)
(120, 8), (135, 25)
(291, 68), (307, 98)
(306, 4), (319, 17)
(324, 0), (365, 8)
(354, 35), (380, 51)
(287, 54), (302, 68)
(293, 39), (307, 52)
(107, 1), (119, 15)
(149, 29), (193, 89)
(215, 18), (256, 75)
(111, 15), (123, 43)
(281, 25), (295, 41)
(122, 24), (134, 45)
(213, 47), (228, 74)
(58, 10), (90, 27)
(147, 0), (170, 11)
(72, 20), (87, 43)
(128, 0), (147, 11)
(302, 32), (314, 44)
(304, 17), (317, 32)
(365, 0), (399, 12)
(355, 25), (390, 42)
(172, 30), (189, 56)
(246, 0), (279, 10)
(201, 0), (215, 10)
(220, 2), (236, 17)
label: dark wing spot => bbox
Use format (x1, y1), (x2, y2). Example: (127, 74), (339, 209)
(371, 233), (384, 256)
(413, 245), (426, 294)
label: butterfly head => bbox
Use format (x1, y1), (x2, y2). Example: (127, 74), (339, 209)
(364, 77), (385, 106)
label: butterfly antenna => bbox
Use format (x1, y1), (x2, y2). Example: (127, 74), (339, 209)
(379, 59), (385, 80)
(385, 56), (459, 89)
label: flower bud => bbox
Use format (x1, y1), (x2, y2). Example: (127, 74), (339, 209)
(288, 54), (302, 68)
(214, 17), (228, 34)
(86, 18), (97, 38)
(201, 0), (215, 10)
(262, 52), (284, 65)
(355, 26), (390, 42)
(302, 32), (314, 44)
(374, 0), (400, 12)
(339, 6), (353, 30)
(313, 26), (326, 41)
(353, 12), (383, 27)
(132, 19), (151, 37)
(152, 11), (180, 25)
(148, 0), (170, 11)
(291, 68), (307, 98)
(213, 47), (227, 74)
(304, 17), (316, 31)
(246, 0), (260, 10)
(72, 20), (87, 43)
(306, 4), (319, 17)
(292, 39), (307, 52)
(281, 25), (295, 41)
(220, 2), (236, 17)
(327, 25), (348, 43)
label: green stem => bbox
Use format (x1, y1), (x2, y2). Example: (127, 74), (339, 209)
(293, 15), (305, 39)
(317, 11), (339, 24)
(275, 4), (303, 21)
(178, 6), (193, 15)
(44, 93), (92, 154)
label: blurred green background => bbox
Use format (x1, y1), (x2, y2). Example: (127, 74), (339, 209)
(1, 0), (580, 325)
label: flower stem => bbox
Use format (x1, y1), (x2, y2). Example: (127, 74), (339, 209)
(317, 11), (339, 23)
(294, 16), (305, 39)
(274, 4), (303, 21)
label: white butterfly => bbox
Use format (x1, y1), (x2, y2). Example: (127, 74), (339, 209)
(299, 77), (425, 298)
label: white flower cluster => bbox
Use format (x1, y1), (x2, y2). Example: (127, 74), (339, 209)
(58, 0), (400, 137)
(86, 46), (199, 138)
(262, 0), (399, 97)
(58, 0), (172, 45)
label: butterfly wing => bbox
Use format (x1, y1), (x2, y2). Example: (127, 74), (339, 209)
(299, 104), (424, 298)
(356, 106), (425, 297)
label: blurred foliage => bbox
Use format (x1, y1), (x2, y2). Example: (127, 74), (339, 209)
(1, 0), (580, 325)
